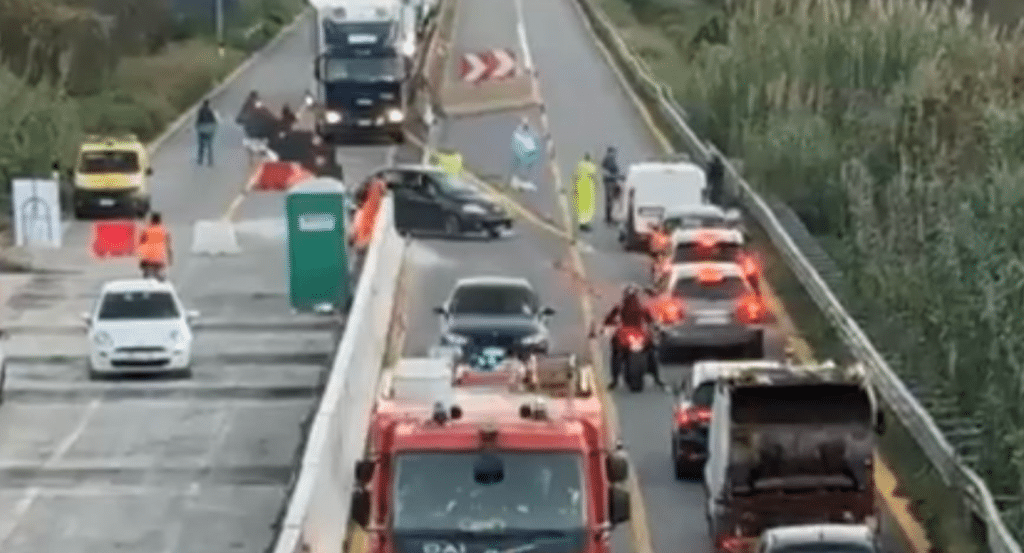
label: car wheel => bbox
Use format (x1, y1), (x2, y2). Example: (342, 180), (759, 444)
(174, 367), (193, 379)
(390, 130), (405, 143)
(87, 365), (105, 381)
(745, 336), (763, 358)
(486, 226), (501, 239)
(444, 215), (461, 237)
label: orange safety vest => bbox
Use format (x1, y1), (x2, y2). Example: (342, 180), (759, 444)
(137, 225), (168, 263)
(649, 229), (670, 253)
(352, 178), (386, 250)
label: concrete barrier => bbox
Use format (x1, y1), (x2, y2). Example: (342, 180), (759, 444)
(271, 196), (406, 553)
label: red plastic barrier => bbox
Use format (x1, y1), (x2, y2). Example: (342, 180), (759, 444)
(251, 162), (313, 191)
(92, 220), (137, 258)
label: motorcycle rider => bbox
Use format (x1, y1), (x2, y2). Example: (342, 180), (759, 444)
(601, 284), (665, 390)
(601, 146), (621, 224)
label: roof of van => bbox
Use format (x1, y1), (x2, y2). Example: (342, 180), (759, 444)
(79, 135), (144, 152)
(627, 161), (705, 178)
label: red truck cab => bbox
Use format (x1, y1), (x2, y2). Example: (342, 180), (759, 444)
(352, 387), (631, 553)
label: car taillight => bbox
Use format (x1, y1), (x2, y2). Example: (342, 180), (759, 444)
(675, 406), (711, 427)
(653, 296), (685, 323)
(735, 295), (766, 324)
(738, 255), (758, 277)
(718, 537), (750, 553)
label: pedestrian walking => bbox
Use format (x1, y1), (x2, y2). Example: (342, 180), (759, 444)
(195, 99), (219, 167)
(509, 117), (539, 191)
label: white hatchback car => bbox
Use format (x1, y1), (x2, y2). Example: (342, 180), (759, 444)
(83, 279), (197, 378)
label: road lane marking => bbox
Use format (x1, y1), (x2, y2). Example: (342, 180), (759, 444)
(0, 399), (101, 549)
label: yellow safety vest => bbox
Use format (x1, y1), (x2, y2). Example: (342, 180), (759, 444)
(573, 160), (598, 225)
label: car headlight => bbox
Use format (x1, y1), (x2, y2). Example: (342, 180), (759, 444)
(386, 108), (404, 122)
(520, 332), (546, 345)
(324, 110), (342, 124)
(462, 203), (487, 215)
(401, 41), (415, 57)
(442, 332), (468, 345)
(170, 330), (188, 349)
(93, 331), (112, 347)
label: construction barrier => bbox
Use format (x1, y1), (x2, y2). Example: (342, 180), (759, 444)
(252, 161), (313, 191)
(191, 220), (241, 255)
(91, 220), (137, 258)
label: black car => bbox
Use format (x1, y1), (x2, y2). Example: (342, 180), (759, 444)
(434, 276), (554, 354)
(360, 165), (513, 237)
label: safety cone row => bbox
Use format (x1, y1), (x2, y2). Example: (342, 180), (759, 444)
(251, 161), (314, 191)
(91, 220), (137, 258)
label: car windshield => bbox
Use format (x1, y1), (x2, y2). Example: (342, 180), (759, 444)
(773, 542), (875, 553)
(664, 215), (726, 232)
(690, 382), (715, 407)
(433, 172), (476, 194)
(392, 452), (585, 531)
(672, 243), (741, 264)
(451, 285), (537, 316)
(97, 291), (179, 320)
(78, 150), (140, 174)
(672, 276), (746, 301)
(321, 55), (401, 82)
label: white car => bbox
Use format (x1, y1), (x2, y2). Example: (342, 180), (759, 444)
(82, 279), (197, 379)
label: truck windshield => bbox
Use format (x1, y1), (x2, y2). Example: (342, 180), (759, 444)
(79, 150), (140, 174)
(392, 452), (585, 532)
(672, 243), (741, 264)
(321, 55), (401, 82)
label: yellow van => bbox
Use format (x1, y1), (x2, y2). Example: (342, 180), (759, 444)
(72, 135), (152, 218)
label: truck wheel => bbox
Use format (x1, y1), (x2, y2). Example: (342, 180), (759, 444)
(136, 198), (150, 219)
(744, 336), (763, 358)
(390, 130), (405, 143)
(674, 457), (691, 480)
(625, 351), (645, 392)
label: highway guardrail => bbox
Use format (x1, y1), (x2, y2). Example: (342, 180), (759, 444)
(571, 0), (1020, 550)
(271, 197), (407, 553)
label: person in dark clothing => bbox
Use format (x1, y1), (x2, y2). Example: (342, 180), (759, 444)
(601, 284), (664, 390)
(707, 154), (725, 205)
(601, 146), (622, 224)
(280, 104), (297, 131)
(195, 99), (218, 166)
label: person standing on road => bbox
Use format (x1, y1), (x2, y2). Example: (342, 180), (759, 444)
(509, 117), (539, 191)
(137, 212), (171, 280)
(572, 153), (598, 232)
(601, 146), (621, 224)
(707, 153), (725, 205)
(195, 99), (219, 167)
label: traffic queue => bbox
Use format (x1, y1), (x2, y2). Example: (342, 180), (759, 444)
(341, 152), (887, 553)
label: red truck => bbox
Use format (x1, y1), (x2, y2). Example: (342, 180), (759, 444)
(351, 355), (631, 553)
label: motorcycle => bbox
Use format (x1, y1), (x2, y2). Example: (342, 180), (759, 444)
(605, 324), (654, 392)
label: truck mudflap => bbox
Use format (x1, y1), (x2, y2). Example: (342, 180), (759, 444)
(713, 489), (875, 551)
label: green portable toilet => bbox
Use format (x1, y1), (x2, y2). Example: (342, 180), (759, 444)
(285, 177), (351, 313)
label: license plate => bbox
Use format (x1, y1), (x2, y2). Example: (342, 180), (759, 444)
(638, 206), (663, 217)
(99, 199), (115, 207)
(695, 311), (730, 325)
(358, 119), (372, 126)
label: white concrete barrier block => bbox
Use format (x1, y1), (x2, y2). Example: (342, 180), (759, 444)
(191, 220), (240, 255)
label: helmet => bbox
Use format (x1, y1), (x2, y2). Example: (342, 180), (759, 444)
(607, 146), (616, 153)
(622, 283), (640, 299)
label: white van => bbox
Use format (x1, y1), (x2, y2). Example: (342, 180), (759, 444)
(619, 160), (707, 251)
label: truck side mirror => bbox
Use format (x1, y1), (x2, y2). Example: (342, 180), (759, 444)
(540, 306), (556, 317)
(354, 459), (375, 484)
(606, 452), (629, 483)
(874, 410), (886, 435)
(608, 487), (631, 525)
(350, 489), (371, 528)
(432, 306), (446, 315)
(146, 167), (153, 176)
(313, 61), (321, 81)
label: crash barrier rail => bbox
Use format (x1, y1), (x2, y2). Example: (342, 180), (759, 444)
(271, 197), (406, 553)
(572, 0), (1020, 550)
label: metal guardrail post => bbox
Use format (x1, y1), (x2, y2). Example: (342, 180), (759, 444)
(572, 0), (1021, 549)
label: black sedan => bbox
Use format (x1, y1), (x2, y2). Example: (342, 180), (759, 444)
(359, 164), (513, 238)
(434, 276), (555, 355)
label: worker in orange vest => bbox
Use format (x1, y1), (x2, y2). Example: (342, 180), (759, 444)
(137, 212), (171, 279)
(352, 177), (386, 251)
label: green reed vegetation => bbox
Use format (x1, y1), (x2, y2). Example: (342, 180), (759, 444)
(0, 0), (305, 240)
(599, 0), (1024, 543)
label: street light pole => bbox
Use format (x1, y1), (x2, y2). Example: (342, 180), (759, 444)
(215, 0), (225, 58)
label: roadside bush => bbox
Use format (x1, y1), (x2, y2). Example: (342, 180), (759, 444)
(616, 0), (1024, 536)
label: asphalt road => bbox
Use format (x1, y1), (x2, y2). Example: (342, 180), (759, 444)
(404, 1), (909, 553)
(0, 13), (419, 553)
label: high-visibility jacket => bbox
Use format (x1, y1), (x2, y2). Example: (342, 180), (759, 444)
(352, 178), (385, 250)
(137, 225), (169, 263)
(573, 159), (598, 226)
(649, 228), (670, 253)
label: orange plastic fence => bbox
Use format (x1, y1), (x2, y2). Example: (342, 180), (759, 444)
(91, 220), (137, 258)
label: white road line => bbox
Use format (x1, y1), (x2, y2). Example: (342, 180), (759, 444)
(0, 398), (101, 548)
(514, 0), (535, 74)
